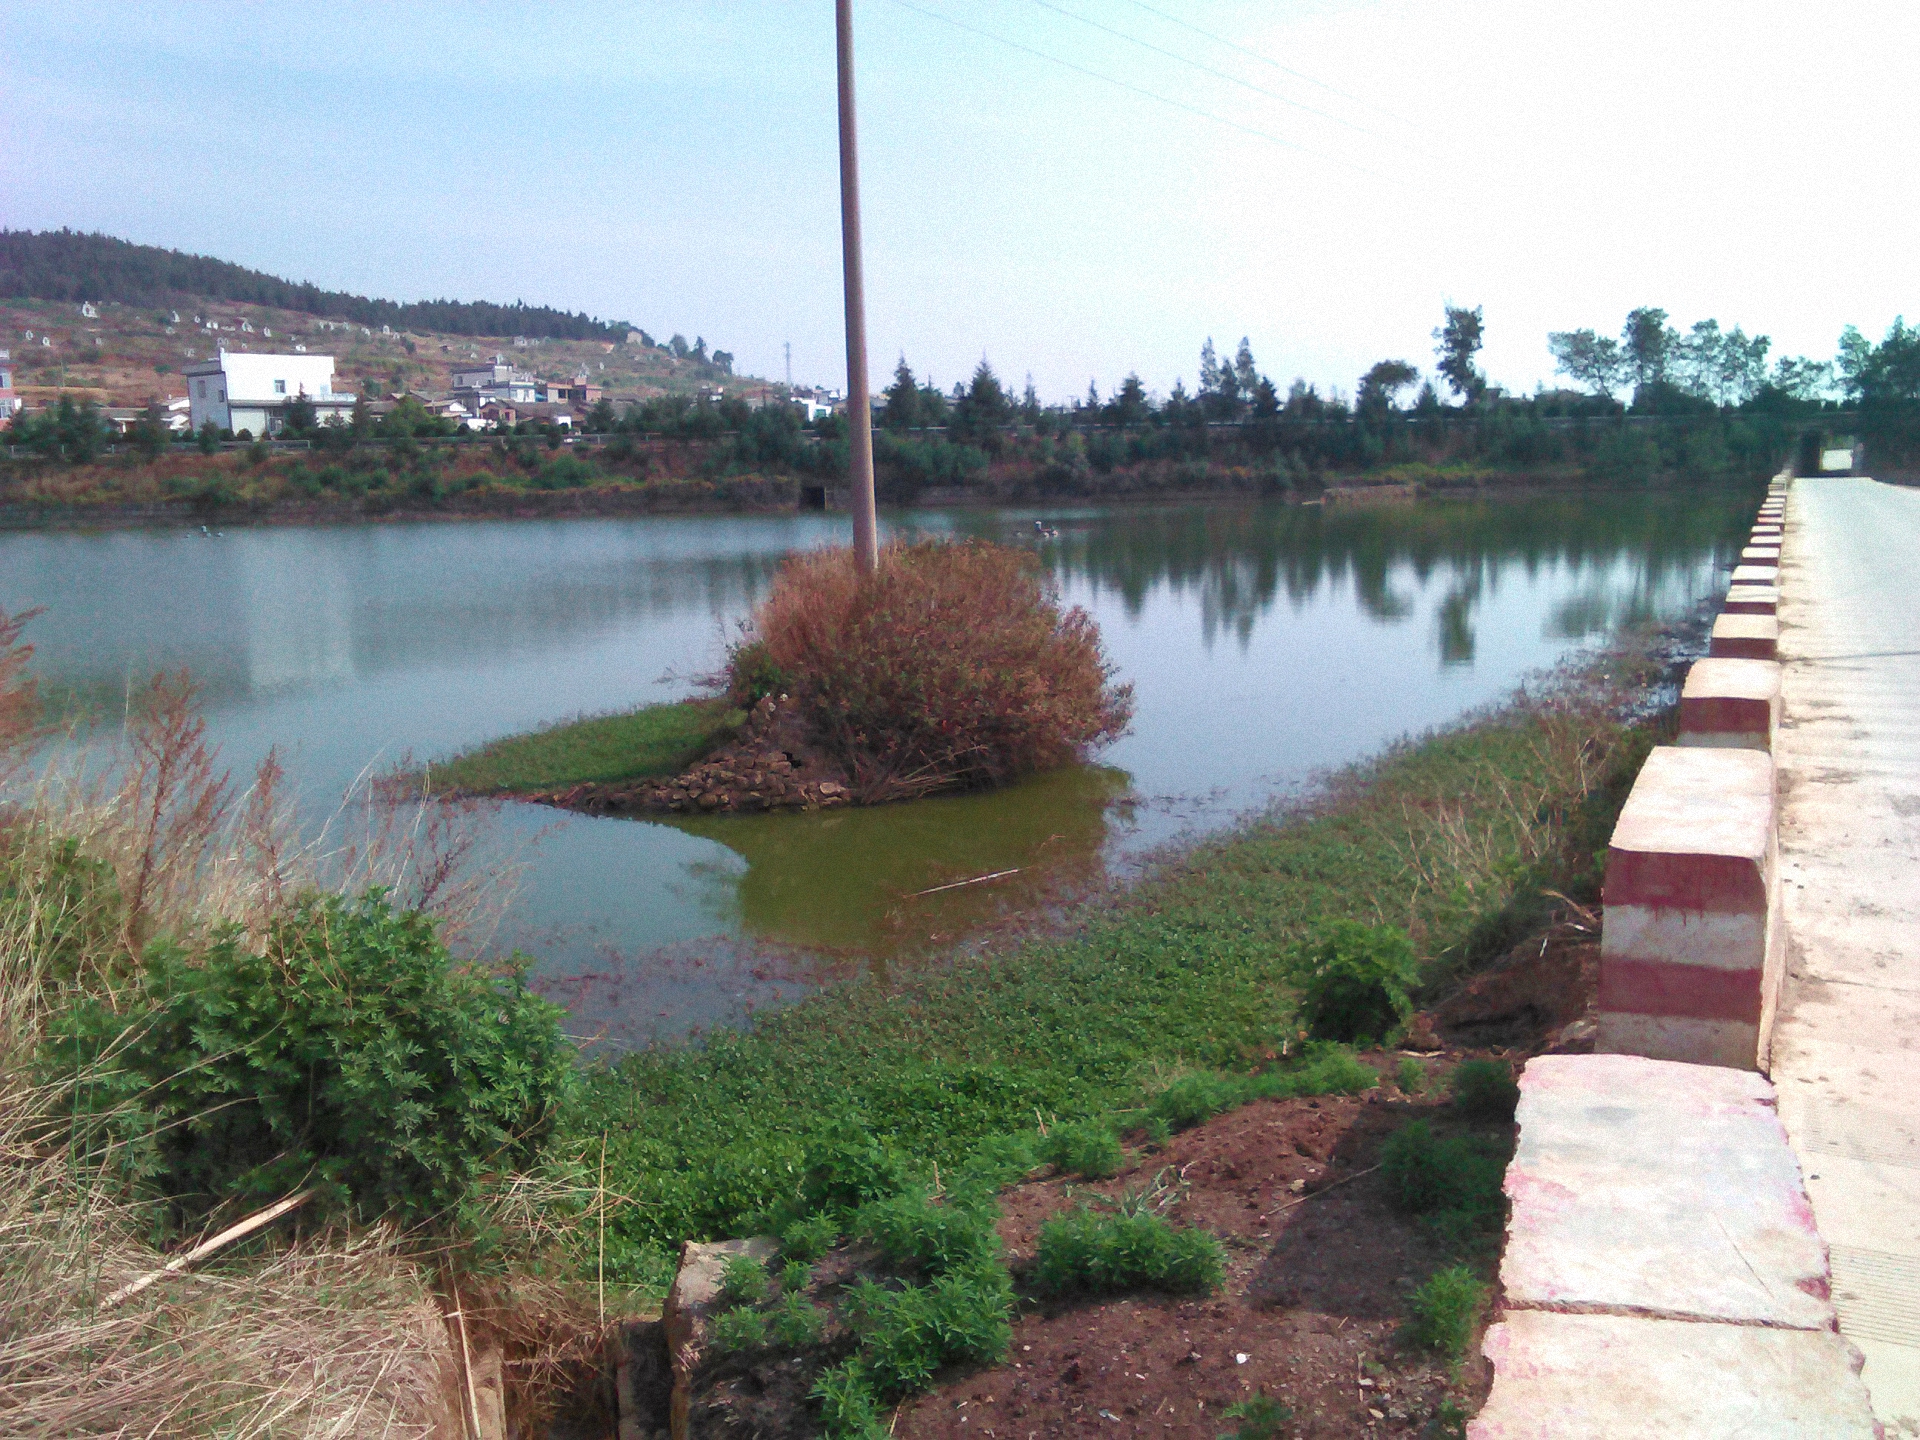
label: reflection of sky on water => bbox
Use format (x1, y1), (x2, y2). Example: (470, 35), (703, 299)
(1, 490), (1756, 1039)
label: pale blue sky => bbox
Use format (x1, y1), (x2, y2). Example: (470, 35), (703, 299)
(4, 1), (1914, 400)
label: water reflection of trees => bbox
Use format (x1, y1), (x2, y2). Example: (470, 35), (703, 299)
(964, 489), (1757, 662)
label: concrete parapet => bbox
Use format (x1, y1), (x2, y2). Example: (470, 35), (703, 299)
(1724, 583), (1778, 615)
(1471, 1055), (1877, 1438)
(1732, 562), (1779, 586)
(1678, 657), (1782, 751)
(1710, 612), (1780, 660)
(1472, 1312), (1876, 1438)
(1596, 746), (1781, 1070)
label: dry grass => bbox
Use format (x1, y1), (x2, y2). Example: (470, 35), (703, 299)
(0, 607), (609, 1436)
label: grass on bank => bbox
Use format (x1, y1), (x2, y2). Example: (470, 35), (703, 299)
(421, 695), (740, 795)
(578, 655), (1663, 1285)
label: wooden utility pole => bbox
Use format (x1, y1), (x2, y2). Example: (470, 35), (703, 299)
(836, 0), (880, 574)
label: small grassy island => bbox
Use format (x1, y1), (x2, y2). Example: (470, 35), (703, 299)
(423, 539), (1135, 816)
(419, 695), (741, 796)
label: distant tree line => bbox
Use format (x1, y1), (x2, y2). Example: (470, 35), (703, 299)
(0, 229), (631, 341)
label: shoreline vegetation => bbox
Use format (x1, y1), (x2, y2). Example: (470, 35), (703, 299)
(1, 585), (1685, 1432)
(416, 696), (742, 798)
(577, 640), (1666, 1277)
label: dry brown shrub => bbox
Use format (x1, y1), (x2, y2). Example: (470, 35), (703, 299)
(739, 539), (1133, 802)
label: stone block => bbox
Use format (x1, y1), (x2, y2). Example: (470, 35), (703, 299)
(664, 1237), (778, 1440)
(1470, 1312), (1877, 1439)
(1742, 544), (1781, 563)
(1499, 1055), (1830, 1325)
(1724, 583), (1778, 616)
(1597, 747), (1781, 1070)
(1731, 562), (1779, 586)
(1709, 611), (1779, 660)
(1678, 657), (1782, 751)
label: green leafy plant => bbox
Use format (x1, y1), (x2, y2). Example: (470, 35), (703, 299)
(1030, 1207), (1224, 1298)
(801, 1134), (914, 1214)
(1379, 1122), (1506, 1223)
(1449, 1059), (1520, 1121)
(1396, 1057), (1429, 1093)
(854, 1189), (999, 1275)
(720, 1252), (770, 1305)
(1039, 1119), (1123, 1179)
(846, 1263), (1014, 1399)
(1291, 920), (1420, 1044)
(780, 1256), (814, 1292)
(1218, 1391), (1293, 1439)
(709, 1304), (766, 1354)
(811, 1360), (889, 1440)
(1403, 1266), (1486, 1366)
(49, 892), (574, 1231)
(781, 1211), (841, 1262)
(768, 1291), (827, 1348)
(1147, 1047), (1379, 1134)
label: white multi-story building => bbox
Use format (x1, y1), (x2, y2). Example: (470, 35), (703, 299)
(183, 351), (355, 436)
(450, 356), (537, 405)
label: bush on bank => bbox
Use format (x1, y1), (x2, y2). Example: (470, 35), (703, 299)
(49, 892), (577, 1231)
(728, 539), (1135, 802)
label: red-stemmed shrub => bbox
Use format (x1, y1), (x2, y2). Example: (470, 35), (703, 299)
(732, 540), (1132, 802)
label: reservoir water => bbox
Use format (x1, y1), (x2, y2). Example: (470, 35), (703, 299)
(2, 488), (1756, 1045)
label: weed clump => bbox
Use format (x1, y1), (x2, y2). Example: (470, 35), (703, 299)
(781, 1211), (840, 1262)
(1379, 1121), (1508, 1245)
(1403, 1266), (1487, 1366)
(709, 1305), (767, 1354)
(728, 539), (1133, 802)
(1291, 920), (1420, 1044)
(1030, 1207), (1225, 1298)
(1396, 1056), (1429, 1093)
(1146, 1045), (1378, 1134)
(853, 1189), (1000, 1274)
(845, 1264), (1014, 1399)
(1219, 1392), (1294, 1439)
(720, 1253), (770, 1305)
(1450, 1059), (1520, 1121)
(1039, 1119), (1123, 1178)
(768, 1292), (827, 1348)
(811, 1360), (889, 1439)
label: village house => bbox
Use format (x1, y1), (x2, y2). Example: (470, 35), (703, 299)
(183, 351), (355, 436)
(450, 355), (537, 405)
(0, 351), (16, 419)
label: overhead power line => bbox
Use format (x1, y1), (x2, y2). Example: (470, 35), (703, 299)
(1029, 0), (1381, 141)
(1116, 0), (1424, 132)
(886, 0), (1383, 179)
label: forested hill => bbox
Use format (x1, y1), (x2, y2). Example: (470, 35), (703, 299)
(0, 229), (630, 341)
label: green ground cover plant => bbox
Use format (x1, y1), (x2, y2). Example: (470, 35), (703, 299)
(1038, 1118), (1124, 1178)
(580, 684), (1654, 1280)
(843, 1263), (1015, 1399)
(1403, 1266), (1487, 1367)
(1449, 1058), (1520, 1121)
(1292, 920), (1421, 1043)
(1218, 1393), (1294, 1440)
(1029, 1206), (1226, 1298)
(720, 1253), (770, 1305)
(709, 1305), (767, 1354)
(420, 696), (739, 795)
(1379, 1120), (1510, 1254)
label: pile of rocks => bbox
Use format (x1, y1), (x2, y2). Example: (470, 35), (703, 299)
(542, 694), (855, 817)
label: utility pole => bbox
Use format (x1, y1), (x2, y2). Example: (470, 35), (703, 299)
(836, 0), (880, 574)
(785, 340), (793, 391)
